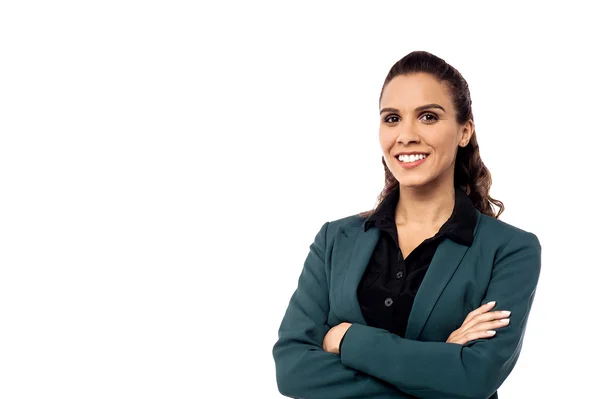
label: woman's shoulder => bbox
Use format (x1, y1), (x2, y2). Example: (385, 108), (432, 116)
(313, 213), (368, 246)
(476, 211), (541, 249)
(328, 213), (367, 228)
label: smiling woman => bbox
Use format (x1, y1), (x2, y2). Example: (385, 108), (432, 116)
(370, 59), (504, 220)
(272, 51), (541, 399)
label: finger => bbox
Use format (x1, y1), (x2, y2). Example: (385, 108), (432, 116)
(452, 328), (498, 344)
(462, 318), (510, 342)
(473, 310), (511, 324)
(463, 301), (496, 324)
(467, 318), (511, 333)
(461, 329), (497, 344)
(462, 310), (511, 331)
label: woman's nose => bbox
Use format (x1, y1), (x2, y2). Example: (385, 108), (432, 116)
(395, 122), (420, 145)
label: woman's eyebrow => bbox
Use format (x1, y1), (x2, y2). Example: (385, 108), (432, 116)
(379, 103), (446, 114)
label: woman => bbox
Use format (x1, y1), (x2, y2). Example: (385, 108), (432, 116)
(272, 51), (541, 399)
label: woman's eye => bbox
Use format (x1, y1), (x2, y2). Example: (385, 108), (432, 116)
(384, 115), (399, 123)
(421, 113), (438, 123)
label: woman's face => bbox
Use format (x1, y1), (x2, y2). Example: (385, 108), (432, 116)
(379, 72), (473, 189)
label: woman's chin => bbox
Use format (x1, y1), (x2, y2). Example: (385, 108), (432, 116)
(396, 175), (433, 188)
(398, 181), (426, 188)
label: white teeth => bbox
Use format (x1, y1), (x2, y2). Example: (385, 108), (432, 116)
(397, 154), (427, 163)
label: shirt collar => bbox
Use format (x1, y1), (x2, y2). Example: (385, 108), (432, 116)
(364, 185), (477, 246)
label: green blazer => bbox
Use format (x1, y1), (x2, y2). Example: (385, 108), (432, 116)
(273, 209), (541, 399)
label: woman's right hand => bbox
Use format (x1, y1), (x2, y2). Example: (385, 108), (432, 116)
(446, 301), (511, 345)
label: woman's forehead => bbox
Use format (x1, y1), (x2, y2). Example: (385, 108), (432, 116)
(381, 74), (452, 109)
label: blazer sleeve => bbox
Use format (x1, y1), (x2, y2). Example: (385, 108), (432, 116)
(272, 221), (412, 399)
(338, 231), (542, 399)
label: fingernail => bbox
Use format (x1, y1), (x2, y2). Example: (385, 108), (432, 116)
(501, 310), (511, 316)
(487, 330), (496, 335)
(487, 301), (496, 306)
(500, 318), (510, 323)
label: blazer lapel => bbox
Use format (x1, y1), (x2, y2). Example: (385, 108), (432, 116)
(333, 224), (380, 325)
(404, 238), (469, 340)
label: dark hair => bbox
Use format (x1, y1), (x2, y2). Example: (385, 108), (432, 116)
(359, 50), (504, 219)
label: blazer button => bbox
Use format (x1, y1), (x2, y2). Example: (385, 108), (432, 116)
(396, 271), (403, 279)
(384, 297), (393, 307)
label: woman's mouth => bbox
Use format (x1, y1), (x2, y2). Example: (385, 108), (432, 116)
(395, 153), (428, 169)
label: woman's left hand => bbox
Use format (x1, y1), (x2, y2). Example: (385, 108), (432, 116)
(322, 322), (352, 354)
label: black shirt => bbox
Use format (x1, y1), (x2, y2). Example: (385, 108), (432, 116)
(339, 186), (477, 352)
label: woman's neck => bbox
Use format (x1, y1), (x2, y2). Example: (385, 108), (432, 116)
(395, 182), (456, 228)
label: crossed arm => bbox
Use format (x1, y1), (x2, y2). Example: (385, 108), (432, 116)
(273, 221), (541, 399)
(273, 221), (412, 399)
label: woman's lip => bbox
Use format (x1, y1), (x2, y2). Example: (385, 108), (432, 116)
(396, 155), (428, 169)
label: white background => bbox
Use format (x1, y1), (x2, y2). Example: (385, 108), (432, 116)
(1, 1), (598, 398)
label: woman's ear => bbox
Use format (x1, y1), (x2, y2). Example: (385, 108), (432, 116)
(459, 120), (475, 146)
